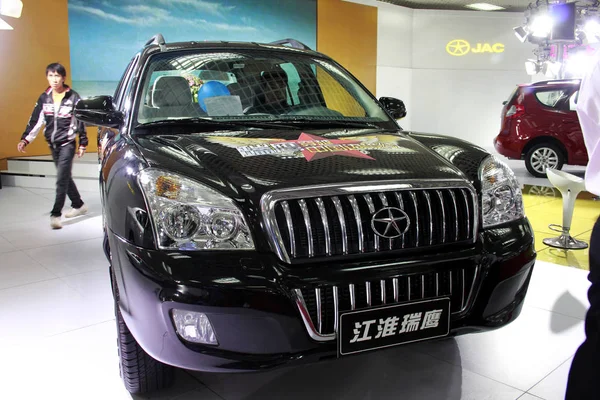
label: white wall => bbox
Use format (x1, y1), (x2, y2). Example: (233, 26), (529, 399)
(408, 10), (534, 149)
(409, 68), (527, 146)
(376, 3), (414, 130)
(345, 0), (536, 150)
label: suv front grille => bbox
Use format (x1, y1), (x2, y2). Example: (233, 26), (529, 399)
(263, 184), (477, 263)
(295, 265), (478, 341)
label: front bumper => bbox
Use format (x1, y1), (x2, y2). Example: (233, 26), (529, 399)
(108, 218), (535, 372)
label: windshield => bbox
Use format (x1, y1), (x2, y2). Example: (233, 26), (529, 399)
(134, 49), (396, 129)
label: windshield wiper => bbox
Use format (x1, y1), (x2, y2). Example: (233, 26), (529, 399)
(135, 118), (297, 132)
(269, 118), (384, 130)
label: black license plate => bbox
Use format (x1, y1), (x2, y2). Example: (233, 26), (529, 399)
(339, 297), (451, 356)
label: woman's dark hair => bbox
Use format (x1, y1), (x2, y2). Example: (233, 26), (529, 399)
(46, 63), (67, 77)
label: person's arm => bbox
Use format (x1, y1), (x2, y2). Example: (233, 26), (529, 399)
(18, 95), (45, 153)
(576, 53), (600, 196)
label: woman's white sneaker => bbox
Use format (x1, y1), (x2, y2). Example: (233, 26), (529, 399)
(65, 204), (88, 218)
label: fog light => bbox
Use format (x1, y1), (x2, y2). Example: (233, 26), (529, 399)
(172, 310), (218, 345)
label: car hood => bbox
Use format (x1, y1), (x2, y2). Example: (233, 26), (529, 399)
(134, 127), (470, 196)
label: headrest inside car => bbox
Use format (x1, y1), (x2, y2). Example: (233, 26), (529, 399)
(152, 76), (193, 108)
(261, 69), (288, 83)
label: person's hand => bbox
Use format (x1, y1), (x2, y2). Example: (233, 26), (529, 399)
(17, 140), (27, 153)
(77, 146), (86, 158)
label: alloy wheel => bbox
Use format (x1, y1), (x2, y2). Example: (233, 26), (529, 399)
(530, 147), (559, 174)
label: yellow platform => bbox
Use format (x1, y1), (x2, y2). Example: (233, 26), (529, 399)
(522, 184), (599, 271)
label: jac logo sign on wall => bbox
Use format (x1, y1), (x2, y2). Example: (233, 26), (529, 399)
(0, 0), (23, 30)
(446, 39), (505, 56)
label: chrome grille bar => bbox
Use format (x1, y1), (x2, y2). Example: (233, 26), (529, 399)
(395, 192), (406, 249)
(294, 266), (478, 341)
(315, 288), (322, 333)
(333, 286), (339, 332)
(409, 192), (419, 247)
(348, 195), (364, 253)
(461, 269), (466, 309)
(461, 189), (471, 237)
(332, 196), (348, 255)
(449, 190), (459, 241)
(436, 190), (446, 244)
(293, 289), (334, 342)
(379, 193), (388, 206)
(298, 199), (314, 258)
(281, 201), (296, 258)
(315, 197), (331, 256)
(364, 194), (375, 212)
(423, 191), (433, 246)
(379, 193), (393, 249)
(267, 183), (477, 262)
(363, 194), (379, 251)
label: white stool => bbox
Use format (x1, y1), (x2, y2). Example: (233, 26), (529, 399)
(543, 169), (588, 250)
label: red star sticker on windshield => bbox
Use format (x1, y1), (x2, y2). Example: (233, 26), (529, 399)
(272, 133), (375, 162)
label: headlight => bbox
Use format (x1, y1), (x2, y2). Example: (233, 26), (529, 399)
(138, 169), (254, 250)
(479, 155), (524, 228)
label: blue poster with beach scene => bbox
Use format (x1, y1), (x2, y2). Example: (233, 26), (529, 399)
(67, 0), (317, 98)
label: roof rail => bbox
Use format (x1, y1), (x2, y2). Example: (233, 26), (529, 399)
(269, 38), (311, 50)
(145, 34), (166, 51)
(531, 78), (581, 86)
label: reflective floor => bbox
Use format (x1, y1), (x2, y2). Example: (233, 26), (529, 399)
(503, 159), (598, 271)
(0, 159), (595, 399)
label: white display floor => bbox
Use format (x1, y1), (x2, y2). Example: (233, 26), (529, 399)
(0, 185), (591, 400)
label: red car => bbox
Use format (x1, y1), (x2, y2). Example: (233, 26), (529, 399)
(494, 79), (588, 177)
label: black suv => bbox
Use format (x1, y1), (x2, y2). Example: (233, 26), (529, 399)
(76, 34), (536, 395)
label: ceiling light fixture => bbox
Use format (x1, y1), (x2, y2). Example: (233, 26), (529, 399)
(0, 0), (23, 31)
(465, 3), (506, 11)
(0, 0), (22, 18)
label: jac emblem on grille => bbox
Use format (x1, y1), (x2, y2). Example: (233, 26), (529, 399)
(371, 207), (410, 239)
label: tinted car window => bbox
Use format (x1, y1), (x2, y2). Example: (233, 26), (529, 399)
(114, 54), (140, 108)
(134, 50), (391, 125)
(534, 89), (569, 109)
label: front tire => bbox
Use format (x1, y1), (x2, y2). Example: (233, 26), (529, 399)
(525, 143), (564, 178)
(111, 268), (175, 394)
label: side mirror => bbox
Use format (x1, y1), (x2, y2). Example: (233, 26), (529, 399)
(75, 96), (124, 128)
(379, 97), (407, 119)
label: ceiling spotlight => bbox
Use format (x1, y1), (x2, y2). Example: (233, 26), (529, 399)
(584, 19), (600, 43)
(530, 15), (554, 38)
(525, 59), (541, 75)
(465, 3), (506, 11)
(514, 26), (530, 42)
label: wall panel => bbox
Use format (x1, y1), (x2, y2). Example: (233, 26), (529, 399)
(318, 0), (378, 94)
